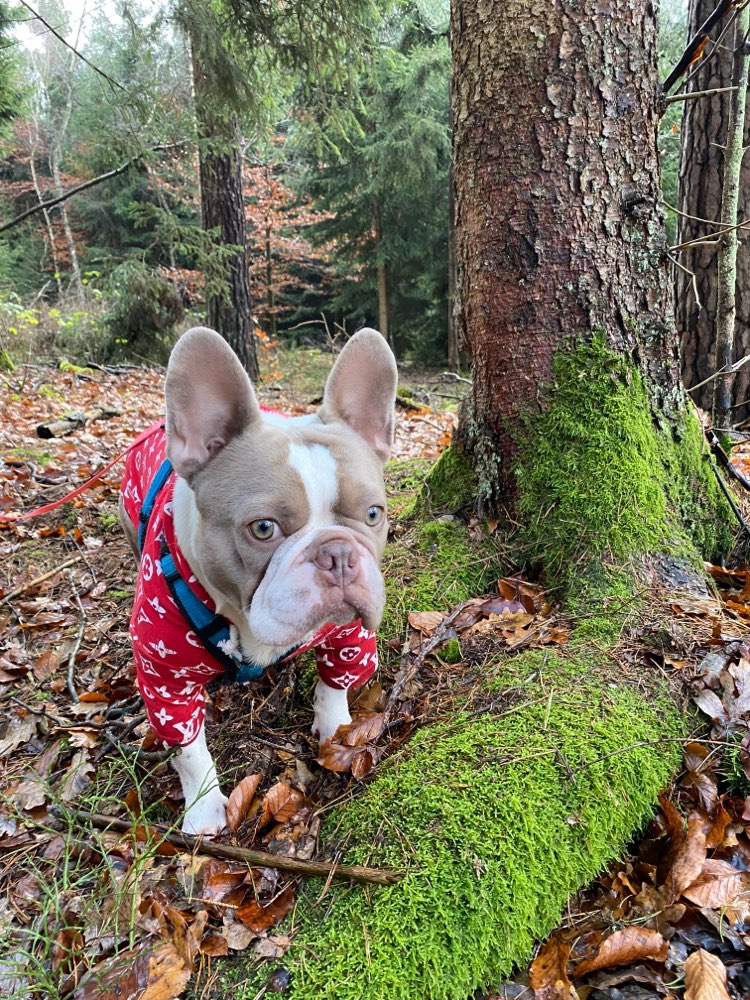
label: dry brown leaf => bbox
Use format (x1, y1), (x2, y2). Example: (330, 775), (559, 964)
(260, 782), (306, 826)
(226, 773), (262, 832)
(683, 949), (731, 1000)
(682, 859), (750, 909)
(59, 749), (95, 803)
(235, 886), (295, 934)
(529, 933), (578, 1000)
(71, 942), (189, 1000)
(407, 611), (444, 635)
(0, 715), (38, 758)
(335, 712), (385, 747)
(664, 813), (709, 900)
(573, 927), (667, 978)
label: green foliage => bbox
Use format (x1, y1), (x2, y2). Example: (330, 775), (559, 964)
(292, 9), (451, 359)
(513, 334), (734, 590)
(0, 1), (24, 133)
(104, 261), (184, 360)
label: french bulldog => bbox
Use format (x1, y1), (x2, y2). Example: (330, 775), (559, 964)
(119, 326), (397, 834)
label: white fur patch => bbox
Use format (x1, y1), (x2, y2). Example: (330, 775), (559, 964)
(172, 724), (228, 835)
(288, 443), (338, 529)
(312, 679), (351, 742)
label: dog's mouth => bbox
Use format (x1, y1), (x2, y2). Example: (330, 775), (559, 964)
(247, 591), (383, 649)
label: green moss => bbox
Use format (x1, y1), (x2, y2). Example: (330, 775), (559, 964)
(725, 732), (750, 796)
(514, 334), (733, 591)
(408, 446), (478, 517)
(440, 638), (462, 664)
(219, 654), (685, 1000)
(381, 516), (501, 644)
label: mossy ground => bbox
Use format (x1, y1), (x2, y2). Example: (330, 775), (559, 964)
(210, 336), (722, 1000)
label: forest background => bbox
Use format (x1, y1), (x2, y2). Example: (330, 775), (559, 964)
(0, 0), (685, 370)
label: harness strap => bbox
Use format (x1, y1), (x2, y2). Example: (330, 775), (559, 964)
(159, 540), (265, 684)
(138, 458), (174, 555)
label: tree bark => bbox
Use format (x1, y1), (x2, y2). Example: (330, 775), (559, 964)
(676, 0), (750, 423)
(713, 5), (750, 427)
(374, 200), (390, 347)
(190, 48), (258, 380)
(452, 0), (680, 511)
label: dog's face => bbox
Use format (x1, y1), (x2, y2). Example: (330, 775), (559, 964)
(164, 327), (397, 655)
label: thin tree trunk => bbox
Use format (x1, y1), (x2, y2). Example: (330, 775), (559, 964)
(452, 0), (679, 510)
(713, 6), (750, 427)
(676, 0), (750, 423)
(447, 162), (459, 369)
(373, 201), (390, 346)
(28, 123), (62, 297)
(190, 47), (258, 380)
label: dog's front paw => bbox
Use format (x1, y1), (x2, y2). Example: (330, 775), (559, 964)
(312, 679), (351, 743)
(181, 788), (229, 836)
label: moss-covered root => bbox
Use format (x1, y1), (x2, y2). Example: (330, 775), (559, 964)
(221, 661), (684, 1000)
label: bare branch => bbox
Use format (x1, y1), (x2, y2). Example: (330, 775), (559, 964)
(17, 0), (125, 92)
(0, 144), (187, 236)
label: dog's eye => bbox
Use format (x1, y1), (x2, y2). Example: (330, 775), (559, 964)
(248, 518), (278, 541)
(365, 505), (384, 526)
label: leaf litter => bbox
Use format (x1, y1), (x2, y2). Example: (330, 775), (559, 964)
(1, 358), (750, 997)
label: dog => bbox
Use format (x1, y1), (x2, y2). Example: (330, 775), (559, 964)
(119, 326), (397, 835)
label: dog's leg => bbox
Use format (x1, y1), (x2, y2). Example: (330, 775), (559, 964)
(172, 724), (228, 835)
(312, 679), (351, 742)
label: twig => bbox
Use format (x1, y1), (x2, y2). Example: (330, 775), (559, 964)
(100, 730), (175, 763)
(665, 85), (738, 104)
(66, 619), (84, 704)
(707, 429), (750, 491)
(707, 452), (750, 540)
(687, 353), (750, 392)
(69, 808), (403, 886)
(0, 555), (83, 605)
(440, 371), (472, 385)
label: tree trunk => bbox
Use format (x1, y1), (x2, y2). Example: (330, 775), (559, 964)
(447, 162), (460, 369)
(453, 0), (681, 511)
(190, 49), (258, 380)
(374, 201), (390, 347)
(713, 5), (750, 427)
(676, 0), (750, 424)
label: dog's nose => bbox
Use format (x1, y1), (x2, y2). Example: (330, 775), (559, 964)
(314, 541), (359, 585)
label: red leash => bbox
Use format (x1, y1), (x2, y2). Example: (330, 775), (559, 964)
(0, 423), (164, 524)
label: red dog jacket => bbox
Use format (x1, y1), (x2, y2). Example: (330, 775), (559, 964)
(121, 424), (379, 747)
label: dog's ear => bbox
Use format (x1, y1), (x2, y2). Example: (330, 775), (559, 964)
(165, 327), (260, 479)
(319, 328), (397, 462)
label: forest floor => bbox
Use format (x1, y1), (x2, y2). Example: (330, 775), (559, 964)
(0, 345), (749, 999)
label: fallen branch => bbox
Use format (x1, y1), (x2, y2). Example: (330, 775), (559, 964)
(70, 808), (403, 886)
(0, 555), (83, 604)
(37, 406), (122, 439)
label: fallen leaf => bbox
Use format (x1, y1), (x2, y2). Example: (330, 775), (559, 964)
(682, 859), (750, 909)
(226, 773), (262, 832)
(683, 948), (731, 1000)
(236, 886), (295, 934)
(260, 782), (307, 826)
(0, 715), (38, 758)
(529, 933), (578, 1000)
(407, 611), (444, 635)
(573, 927), (667, 978)
(59, 749), (95, 802)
